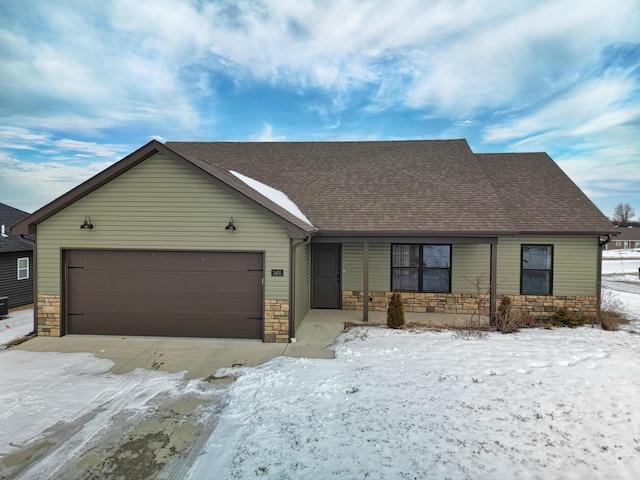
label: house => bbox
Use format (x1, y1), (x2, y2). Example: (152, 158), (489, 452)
(11, 139), (616, 342)
(1, 203), (34, 309)
(606, 224), (640, 250)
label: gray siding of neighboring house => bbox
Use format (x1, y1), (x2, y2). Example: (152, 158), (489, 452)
(36, 153), (291, 300)
(294, 242), (310, 329)
(496, 236), (599, 296)
(0, 251), (34, 308)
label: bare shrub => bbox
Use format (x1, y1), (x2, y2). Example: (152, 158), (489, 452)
(452, 327), (488, 340)
(599, 289), (631, 331)
(495, 296), (533, 333)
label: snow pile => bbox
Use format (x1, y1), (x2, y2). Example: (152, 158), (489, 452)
(230, 170), (314, 227)
(188, 321), (640, 478)
(0, 309), (33, 348)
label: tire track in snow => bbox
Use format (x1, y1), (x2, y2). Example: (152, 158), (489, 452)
(14, 369), (169, 479)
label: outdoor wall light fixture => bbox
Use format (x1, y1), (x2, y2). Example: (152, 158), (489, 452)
(225, 217), (237, 232)
(80, 215), (94, 230)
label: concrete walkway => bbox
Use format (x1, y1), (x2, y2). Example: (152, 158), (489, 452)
(13, 309), (483, 379)
(14, 310), (348, 379)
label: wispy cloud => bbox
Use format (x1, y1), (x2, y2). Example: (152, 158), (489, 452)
(0, 0), (638, 215)
(251, 123), (285, 142)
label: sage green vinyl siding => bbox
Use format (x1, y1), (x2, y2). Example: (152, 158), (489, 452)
(342, 243), (390, 291)
(451, 244), (491, 294)
(294, 242), (310, 329)
(497, 236), (599, 296)
(37, 153), (290, 299)
(343, 243), (490, 294)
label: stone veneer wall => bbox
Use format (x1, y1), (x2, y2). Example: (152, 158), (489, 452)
(37, 294), (291, 342)
(264, 299), (290, 343)
(503, 295), (598, 319)
(342, 291), (490, 315)
(37, 294), (61, 336)
(343, 291), (599, 318)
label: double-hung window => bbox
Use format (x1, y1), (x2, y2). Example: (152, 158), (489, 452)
(391, 244), (451, 293)
(17, 257), (29, 280)
(521, 245), (552, 295)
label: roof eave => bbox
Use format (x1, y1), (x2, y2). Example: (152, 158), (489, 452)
(9, 140), (315, 238)
(10, 140), (167, 235)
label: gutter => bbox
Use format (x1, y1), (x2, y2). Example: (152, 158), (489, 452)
(19, 234), (38, 336)
(289, 235), (313, 341)
(596, 235), (611, 316)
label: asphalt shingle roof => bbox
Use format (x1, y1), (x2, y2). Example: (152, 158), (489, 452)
(477, 153), (615, 234)
(167, 140), (614, 235)
(0, 203), (33, 253)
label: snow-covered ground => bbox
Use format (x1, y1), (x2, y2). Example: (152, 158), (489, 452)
(186, 291), (640, 479)
(1, 260), (639, 479)
(0, 308), (33, 348)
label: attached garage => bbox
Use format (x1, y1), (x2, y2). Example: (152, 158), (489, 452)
(64, 250), (264, 339)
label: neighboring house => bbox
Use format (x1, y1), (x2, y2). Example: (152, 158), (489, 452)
(606, 224), (640, 250)
(11, 140), (616, 342)
(0, 203), (34, 309)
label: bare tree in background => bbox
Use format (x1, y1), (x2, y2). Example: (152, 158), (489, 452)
(612, 203), (635, 224)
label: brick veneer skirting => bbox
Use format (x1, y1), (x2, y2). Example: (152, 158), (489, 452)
(37, 294), (61, 336)
(264, 299), (290, 343)
(342, 291), (490, 315)
(502, 295), (598, 319)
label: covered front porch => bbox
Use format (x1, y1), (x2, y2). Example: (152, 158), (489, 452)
(309, 235), (498, 323)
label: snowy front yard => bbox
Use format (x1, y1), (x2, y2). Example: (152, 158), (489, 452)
(1, 286), (639, 478)
(186, 291), (640, 479)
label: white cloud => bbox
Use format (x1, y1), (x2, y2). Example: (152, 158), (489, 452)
(0, 151), (114, 212)
(250, 123), (285, 142)
(484, 78), (637, 143)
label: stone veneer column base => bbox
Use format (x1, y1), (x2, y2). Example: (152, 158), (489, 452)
(501, 295), (599, 319)
(38, 294), (293, 342)
(264, 299), (290, 343)
(37, 294), (61, 336)
(342, 291), (490, 315)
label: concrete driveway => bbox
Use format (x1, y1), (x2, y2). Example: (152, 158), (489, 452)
(15, 309), (347, 379)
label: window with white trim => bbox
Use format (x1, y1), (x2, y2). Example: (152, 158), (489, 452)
(17, 257), (29, 280)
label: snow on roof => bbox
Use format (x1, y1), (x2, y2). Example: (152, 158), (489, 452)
(230, 170), (315, 228)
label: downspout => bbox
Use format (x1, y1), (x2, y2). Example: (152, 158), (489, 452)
(289, 235), (312, 341)
(597, 235), (611, 315)
(19, 234), (37, 336)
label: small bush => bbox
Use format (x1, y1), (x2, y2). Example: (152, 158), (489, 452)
(494, 296), (535, 334)
(387, 292), (405, 329)
(549, 307), (588, 328)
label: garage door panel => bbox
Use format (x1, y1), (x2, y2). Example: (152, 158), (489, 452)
(162, 272), (212, 293)
(65, 250), (264, 339)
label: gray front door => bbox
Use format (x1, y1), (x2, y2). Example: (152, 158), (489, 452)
(312, 244), (341, 308)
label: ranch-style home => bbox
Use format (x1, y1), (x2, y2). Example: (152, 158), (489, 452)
(11, 139), (616, 342)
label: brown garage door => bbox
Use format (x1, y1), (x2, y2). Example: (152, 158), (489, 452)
(64, 250), (264, 339)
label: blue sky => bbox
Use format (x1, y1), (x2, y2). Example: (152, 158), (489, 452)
(1, 0), (639, 218)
